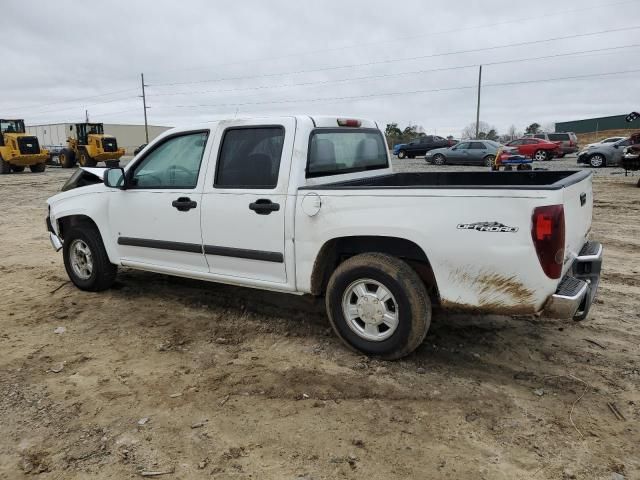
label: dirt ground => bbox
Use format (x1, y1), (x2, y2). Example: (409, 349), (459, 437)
(1, 161), (639, 479)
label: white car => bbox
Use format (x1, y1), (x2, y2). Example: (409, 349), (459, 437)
(46, 116), (603, 359)
(585, 136), (626, 149)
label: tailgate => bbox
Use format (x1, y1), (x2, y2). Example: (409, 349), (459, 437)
(561, 174), (593, 274)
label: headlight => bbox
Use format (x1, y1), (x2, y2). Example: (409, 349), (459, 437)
(425, 151), (433, 157)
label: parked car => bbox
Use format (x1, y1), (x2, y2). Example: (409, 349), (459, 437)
(527, 132), (578, 157)
(577, 137), (633, 167)
(585, 136), (626, 149)
(504, 138), (561, 161)
(393, 135), (455, 159)
(46, 115), (602, 359)
(425, 140), (500, 166)
(134, 143), (148, 155)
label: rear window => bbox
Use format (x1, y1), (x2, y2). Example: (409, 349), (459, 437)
(307, 129), (388, 178)
(548, 133), (569, 141)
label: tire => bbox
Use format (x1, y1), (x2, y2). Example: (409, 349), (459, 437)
(432, 154), (446, 165)
(29, 163), (46, 173)
(533, 150), (549, 162)
(397, 150), (407, 159)
(59, 149), (76, 168)
(79, 150), (97, 167)
(589, 154), (605, 168)
(325, 253), (431, 360)
(10, 165), (25, 172)
(63, 226), (117, 292)
(105, 160), (120, 168)
(483, 155), (495, 167)
(0, 155), (11, 174)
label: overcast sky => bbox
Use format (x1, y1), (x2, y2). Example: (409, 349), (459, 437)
(2, 0), (639, 136)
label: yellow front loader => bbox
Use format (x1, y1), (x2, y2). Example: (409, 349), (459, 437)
(0, 119), (49, 174)
(58, 123), (125, 168)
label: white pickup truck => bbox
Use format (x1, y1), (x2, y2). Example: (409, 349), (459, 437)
(46, 116), (602, 359)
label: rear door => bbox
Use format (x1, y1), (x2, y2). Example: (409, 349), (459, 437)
(200, 118), (295, 284)
(468, 141), (488, 164)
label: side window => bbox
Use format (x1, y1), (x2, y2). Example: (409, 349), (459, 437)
(456, 142), (471, 150)
(215, 127), (284, 188)
(524, 139), (538, 145)
(470, 142), (485, 149)
(534, 134), (545, 139)
(509, 140), (522, 146)
(131, 131), (208, 189)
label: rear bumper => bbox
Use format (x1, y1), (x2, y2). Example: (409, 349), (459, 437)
(544, 241), (603, 320)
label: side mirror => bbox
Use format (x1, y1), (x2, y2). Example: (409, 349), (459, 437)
(613, 144), (619, 149)
(104, 167), (127, 189)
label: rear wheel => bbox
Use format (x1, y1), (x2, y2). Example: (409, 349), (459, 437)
(589, 154), (605, 168)
(432, 154), (446, 165)
(533, 150), (549, 162)
(483, 155), (495, 167)
(105, 160), (120, 168)
(326, 253), (431, 360)
(397, 150), (407, 159)
(63, 226), (117, 292)
(29, 163), (46, 173)
(10, 165), (25, 172)
(79, 150), (97, 167)
(59, 149), (76, 168)
(0, 156), (11, 174)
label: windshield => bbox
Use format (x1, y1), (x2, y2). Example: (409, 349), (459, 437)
(0, 120), (25, 134)
(307, 129), (388, 177)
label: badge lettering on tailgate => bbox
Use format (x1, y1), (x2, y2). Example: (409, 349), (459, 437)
(457, 222), (518, 233)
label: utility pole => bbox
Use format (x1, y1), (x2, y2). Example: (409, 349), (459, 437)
(475, 65), (482, 139)
(141, 73), (149, 143)
(85, 109), (89, 123)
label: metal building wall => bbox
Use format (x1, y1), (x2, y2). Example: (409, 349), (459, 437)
(26, 123), (172, 154)
(555, 114), (633, 134)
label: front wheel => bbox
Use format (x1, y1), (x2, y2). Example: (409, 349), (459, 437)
(589, 154), (605, 168)
(397, 150), (407, 159)
(432, 154), (446, 165)
(79, 150), (97, 167)
(63, 226), (117, 292)
(105, 160), (120, 168)
(325, 253), (431, 360)
(29, 163), (46, 173)
(59, 149), (76, 168)
(533, 149), (549, 162)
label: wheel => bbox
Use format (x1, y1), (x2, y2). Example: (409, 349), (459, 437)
(63, 226), (117, 292)
(432, 154), (446, 165)
(10, 165), (25, 172)
(79, 150), (97, 167)
(533, 150), (549, 162)
(483, 155), (495, 167)
(325, 253), (431, 360)
(29, 163), (46, 173)
(0, 155), (11, 174)
(397, 150), (407, 159)
(59, 149), (76, 168)
(105, 160), (120, 168)
(589, 154), (605, 168)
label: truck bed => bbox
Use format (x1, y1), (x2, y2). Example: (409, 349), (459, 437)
(300, 170), (591, 190)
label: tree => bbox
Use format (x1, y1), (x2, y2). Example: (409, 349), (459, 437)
(525, 123), (541, 135)
(461, 121), (498, 140)
(385, 123), (402, 138)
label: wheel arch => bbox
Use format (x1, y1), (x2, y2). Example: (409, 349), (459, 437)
(309, 235), (440, 304)
(56, 214), (118, 263)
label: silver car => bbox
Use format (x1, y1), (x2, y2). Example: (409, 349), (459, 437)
(577, 137), (633, 167)
(425, 140), (500, 166)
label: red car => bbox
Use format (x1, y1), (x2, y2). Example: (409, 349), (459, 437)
(504, 138), (562, 161)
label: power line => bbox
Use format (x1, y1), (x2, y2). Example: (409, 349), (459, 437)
(3, 88), (139, 113)
(148, 0), (638, 79)
(148, 44), (640, 98)
(23, 95), (140, 117)
(152, 25), (640, 88)
(155, 68), (640, 110)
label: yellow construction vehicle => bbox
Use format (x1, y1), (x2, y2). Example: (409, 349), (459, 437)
(0, 119), (48, 174)
(58, 123), (125, 168)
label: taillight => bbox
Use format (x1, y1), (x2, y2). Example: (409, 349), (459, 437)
(337, 118), (361, 127)
(531, 204), (565, 279)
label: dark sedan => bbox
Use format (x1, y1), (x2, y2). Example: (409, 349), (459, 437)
(425, 140), (500, 166)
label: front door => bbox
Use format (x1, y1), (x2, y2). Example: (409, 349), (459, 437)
(109, 130), (211, 272)
(200, 119), (295, 284)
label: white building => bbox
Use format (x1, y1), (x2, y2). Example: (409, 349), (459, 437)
(26, 123), (172, 155)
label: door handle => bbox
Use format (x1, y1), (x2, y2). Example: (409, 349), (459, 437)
(172, 197), (197, 211)
(249, 199), (280, 215)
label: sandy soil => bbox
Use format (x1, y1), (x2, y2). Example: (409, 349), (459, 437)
(1, 161), (639, 479)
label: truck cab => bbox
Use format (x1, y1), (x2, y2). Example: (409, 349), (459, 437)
(0, 119), (48, 173)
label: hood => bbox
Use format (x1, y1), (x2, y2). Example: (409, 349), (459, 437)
(80, 167), (106, 180)
(60, 167), (104, 192)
